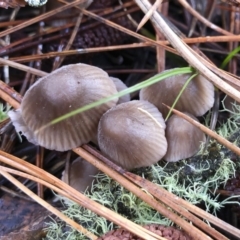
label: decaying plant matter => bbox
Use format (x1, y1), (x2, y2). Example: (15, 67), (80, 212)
(1, 1), (240, 240)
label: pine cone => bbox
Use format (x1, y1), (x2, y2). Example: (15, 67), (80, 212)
(97, 224), (192, 240)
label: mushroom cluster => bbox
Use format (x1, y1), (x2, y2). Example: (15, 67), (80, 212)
(9, 64), (214, 171)
(97, 69), (214, 167)
(140, 69), (214, 162)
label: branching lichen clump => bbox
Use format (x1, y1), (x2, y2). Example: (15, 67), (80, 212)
(45, 101), (240, 239)
(45, 157), (236, 239)
(45, 174), (170, 240)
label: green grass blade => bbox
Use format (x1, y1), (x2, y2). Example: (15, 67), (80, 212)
(220, 45), (240, 69)
(36, 67), (194, 133)
(165, 72), (198, 121)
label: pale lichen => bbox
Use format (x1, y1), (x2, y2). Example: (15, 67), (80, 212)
(45, 100), (240, 239)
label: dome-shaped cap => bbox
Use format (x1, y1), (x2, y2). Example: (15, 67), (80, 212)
(62, 157), (99, 193)
(110, 77), (130, 104)
(164, 113), (206, 162)
(8, 63), (118, 151)
(98, 100), (167, 170)
(140, 70), (214, 118)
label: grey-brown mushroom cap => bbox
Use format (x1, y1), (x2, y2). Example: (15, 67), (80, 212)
(164, 113), (206, 162)
(140, 70), (215, 118)
(110, 77), (130, 104)
(62, 157), (99, 193)
(11, 63), (118, 151)
(98, 100), (167, 170)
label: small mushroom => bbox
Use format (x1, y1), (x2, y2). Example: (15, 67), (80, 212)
(164, 113), (206, 162)
(110, 77), (130, 104)
(8, 63), (118, 151)
(140, 70), (214, 118)
(62, 157), (99, 193)
(98, 100), (167, 170)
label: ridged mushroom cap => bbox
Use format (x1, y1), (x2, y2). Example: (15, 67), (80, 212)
(110, 77), (130, 104)
(164, 113), (206, 162)
(98, 100), (167, 170)
(62, 157), (99, 193)
(140, 69), (214, 118)
(8, 63), (118, 151)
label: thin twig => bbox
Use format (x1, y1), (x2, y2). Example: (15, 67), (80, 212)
(0, 58), (46, 76)
(0, 168), (98, 240)
(83, 145), (240, 240)
(135, 0), (240, 103)
(73, 147), (212, 240)
(52, 12), (83, 69)
(137, 0), (163, 31)
(0, 0), (86, 38)
(4, 35), (240, 64)
(178, 0), (234, 36)
(0, 151), (163, 240)
(0, 80), (20, 108)
(163, 103), (240, 156)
